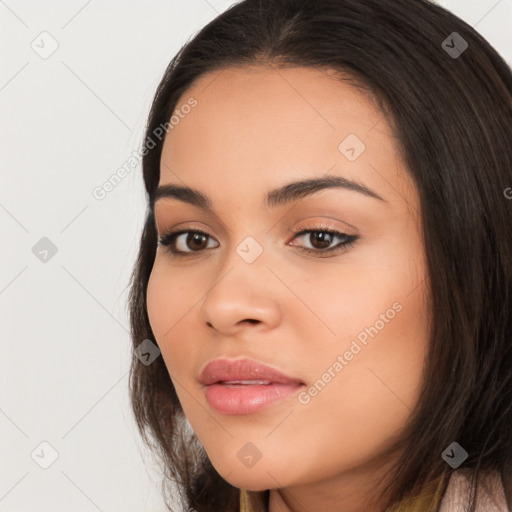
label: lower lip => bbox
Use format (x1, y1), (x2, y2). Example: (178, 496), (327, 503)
(204, 382), (303, 415)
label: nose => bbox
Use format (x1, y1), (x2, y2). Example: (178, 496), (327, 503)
(199, 242), (282, 335)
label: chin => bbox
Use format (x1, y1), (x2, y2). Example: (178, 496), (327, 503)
(222, 473), (274, 492)
(210, 460), (283, 491)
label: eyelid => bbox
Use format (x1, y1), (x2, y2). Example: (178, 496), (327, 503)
(289, 219), (356, 239)
(153, 208), (232, 239)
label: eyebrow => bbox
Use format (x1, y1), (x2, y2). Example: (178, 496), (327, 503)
(151, 175), (386, 212)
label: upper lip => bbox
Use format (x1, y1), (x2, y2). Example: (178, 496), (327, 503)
(200, 358), (304, 386)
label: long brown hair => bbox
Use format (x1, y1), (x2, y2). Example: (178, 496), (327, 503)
(127, 1), (512, 510)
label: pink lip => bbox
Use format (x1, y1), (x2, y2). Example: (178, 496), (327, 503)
(200, 358), (305, 415)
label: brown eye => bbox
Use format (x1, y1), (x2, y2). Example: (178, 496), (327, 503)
(308, 231), (333, 250)
(290, 228), (358, 257)
(186, 232), (209, 251)
(158, 230), (219, 255)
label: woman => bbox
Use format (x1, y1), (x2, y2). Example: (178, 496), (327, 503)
(127, 0), (512, 510)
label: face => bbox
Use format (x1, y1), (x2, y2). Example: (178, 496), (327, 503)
(146, 65), (430, 504)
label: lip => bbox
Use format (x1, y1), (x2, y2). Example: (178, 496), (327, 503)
(200, 358), (305, 415)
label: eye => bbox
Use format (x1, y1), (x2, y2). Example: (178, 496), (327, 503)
(158, 229), (219, 256)
(289, 225), (358, 257)
(158, 225), (358, 258)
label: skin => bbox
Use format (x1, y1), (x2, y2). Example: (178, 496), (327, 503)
(146, 64), (431, 512)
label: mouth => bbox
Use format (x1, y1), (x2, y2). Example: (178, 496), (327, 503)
(200, 358), (305, 415)
(218, 380), (274, 385)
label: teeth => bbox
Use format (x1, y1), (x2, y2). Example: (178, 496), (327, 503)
(222, 380), (271, 385)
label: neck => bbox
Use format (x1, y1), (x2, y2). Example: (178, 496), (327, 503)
(266, 449), (401, 512)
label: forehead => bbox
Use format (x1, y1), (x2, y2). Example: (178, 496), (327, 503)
(158, 64), (410, 211)
(164, 64), (390, 146)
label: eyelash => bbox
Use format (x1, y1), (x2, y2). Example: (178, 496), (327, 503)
(158, 223), (358, 259)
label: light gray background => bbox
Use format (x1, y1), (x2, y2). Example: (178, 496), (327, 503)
(1, 1), (510, 511)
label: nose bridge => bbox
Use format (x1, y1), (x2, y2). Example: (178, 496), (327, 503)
(210, 230), (269, 300)
(217, 205), (270, 273)
(199, 229), (280, 332)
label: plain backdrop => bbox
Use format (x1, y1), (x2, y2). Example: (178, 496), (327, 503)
(1, 1), (511, 511)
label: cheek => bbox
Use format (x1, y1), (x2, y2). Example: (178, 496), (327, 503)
(294, 230), (429, 359)
(146, 262), (170, 341)
(146, 261), (195, 375)
(319, 295), (429, 459)
(296, 223), (430, 428)
(327, 250), (429, 432)
(283, 275), (429, 479)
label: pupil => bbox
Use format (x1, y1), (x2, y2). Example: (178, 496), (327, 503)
(311, 232), (332, 249)
(189, 233), (207, 250)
